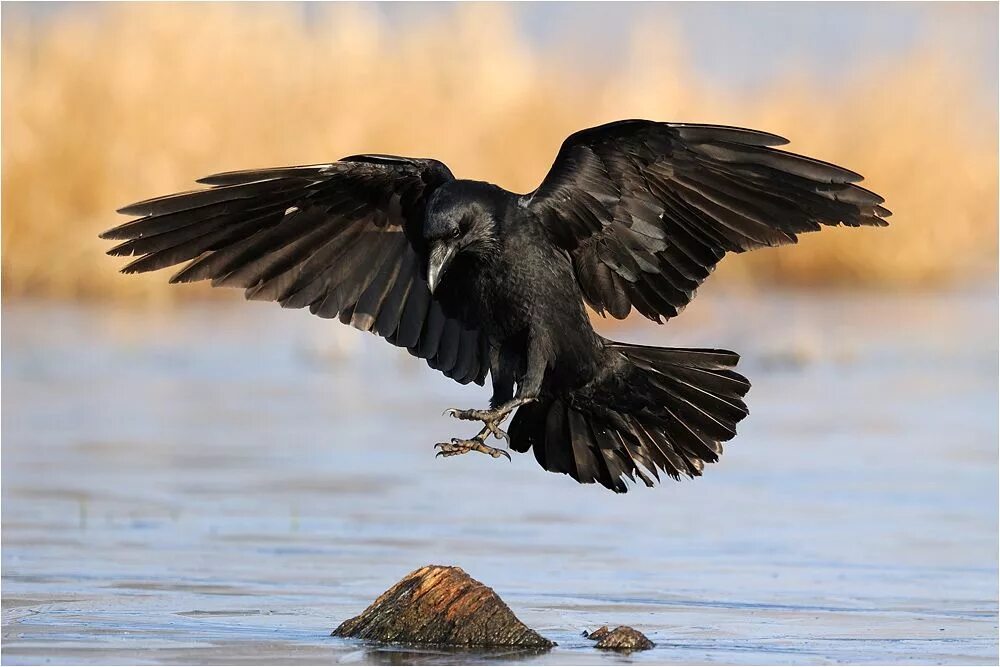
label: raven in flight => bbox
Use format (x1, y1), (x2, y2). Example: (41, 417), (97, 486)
(102, 120), (890, 492)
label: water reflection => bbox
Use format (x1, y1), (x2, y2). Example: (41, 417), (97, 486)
(337, 644), (555, 666)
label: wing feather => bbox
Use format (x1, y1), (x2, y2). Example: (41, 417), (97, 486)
(103, 157), (490, 385)
(524, 120), (890, 321)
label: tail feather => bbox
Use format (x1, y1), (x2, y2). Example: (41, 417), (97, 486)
(542, 405), (574, 476)
(629, 416), (689, 479)
(566, 407), (607, 487)
(508, 342), (750, 493)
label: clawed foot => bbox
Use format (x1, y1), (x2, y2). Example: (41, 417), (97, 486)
(436, 399), (534, 463)
(434, 436), (511, 461)
(443, 407), (509, 442)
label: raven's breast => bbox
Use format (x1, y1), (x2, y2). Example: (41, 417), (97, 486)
(476, 225), (603, 390)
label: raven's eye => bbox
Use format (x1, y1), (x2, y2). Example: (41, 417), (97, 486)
(450, 228), (461, 239)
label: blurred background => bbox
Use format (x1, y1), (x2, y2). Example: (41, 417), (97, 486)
(2, 3), (997, 665)
(1, 1), (997, 297)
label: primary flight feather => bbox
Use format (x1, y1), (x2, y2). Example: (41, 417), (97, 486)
(103, 120), (890, 492)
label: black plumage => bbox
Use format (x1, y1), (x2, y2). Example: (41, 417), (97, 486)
(102, 120), (889, 492)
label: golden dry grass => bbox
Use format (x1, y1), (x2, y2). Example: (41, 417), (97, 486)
(2, 3), (996, 303)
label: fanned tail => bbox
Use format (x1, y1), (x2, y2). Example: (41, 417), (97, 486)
(509, 342), (750, 493)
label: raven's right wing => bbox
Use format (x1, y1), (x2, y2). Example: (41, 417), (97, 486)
(522, 120), (891, 322)
(101, 155), (490, 385)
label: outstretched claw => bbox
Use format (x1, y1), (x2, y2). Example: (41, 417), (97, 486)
(434, 437), (511, 461)
(443, 408), (508, 442)
(443, 407), (487, 420)
(442, 398), (535, 442)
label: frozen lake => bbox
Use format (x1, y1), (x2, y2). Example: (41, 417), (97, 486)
(2, 288), (997, 664)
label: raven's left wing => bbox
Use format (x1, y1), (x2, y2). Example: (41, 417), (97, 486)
(102, 156), (490, 385)
(522, 120), (891, 322)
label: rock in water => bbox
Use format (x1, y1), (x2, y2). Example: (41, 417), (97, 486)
(583, 625), (612, 640)
(332, 565), (554, 648)
(585, 625), (655, 651)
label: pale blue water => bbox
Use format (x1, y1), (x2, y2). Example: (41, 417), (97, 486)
(2, 288), (997, 664)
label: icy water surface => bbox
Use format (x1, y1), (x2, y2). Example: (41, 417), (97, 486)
(2, 289), (997, 665)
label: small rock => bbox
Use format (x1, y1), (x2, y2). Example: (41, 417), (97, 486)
(332, 565), (554, 648)
(585, 625), (655, 651)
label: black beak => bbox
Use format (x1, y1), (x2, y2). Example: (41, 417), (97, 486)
(427, 243), (457, 294)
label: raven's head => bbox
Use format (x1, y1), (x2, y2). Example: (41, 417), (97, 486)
(423, 181), (503, 293)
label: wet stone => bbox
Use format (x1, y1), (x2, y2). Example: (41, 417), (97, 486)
(332, 565), (555, 648)
(585, 625), (655, 651)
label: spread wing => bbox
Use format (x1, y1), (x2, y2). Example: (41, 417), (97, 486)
(522, 120), (891, 321)
(102, 155), (490, 385)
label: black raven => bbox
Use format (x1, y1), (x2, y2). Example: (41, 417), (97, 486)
(102, 120), (890, 492)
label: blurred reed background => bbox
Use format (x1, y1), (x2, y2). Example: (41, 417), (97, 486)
(2, 2), (997, 304)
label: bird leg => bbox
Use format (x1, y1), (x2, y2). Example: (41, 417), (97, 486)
(443, 397), (535, 443)
(434, 425), (511, 460)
